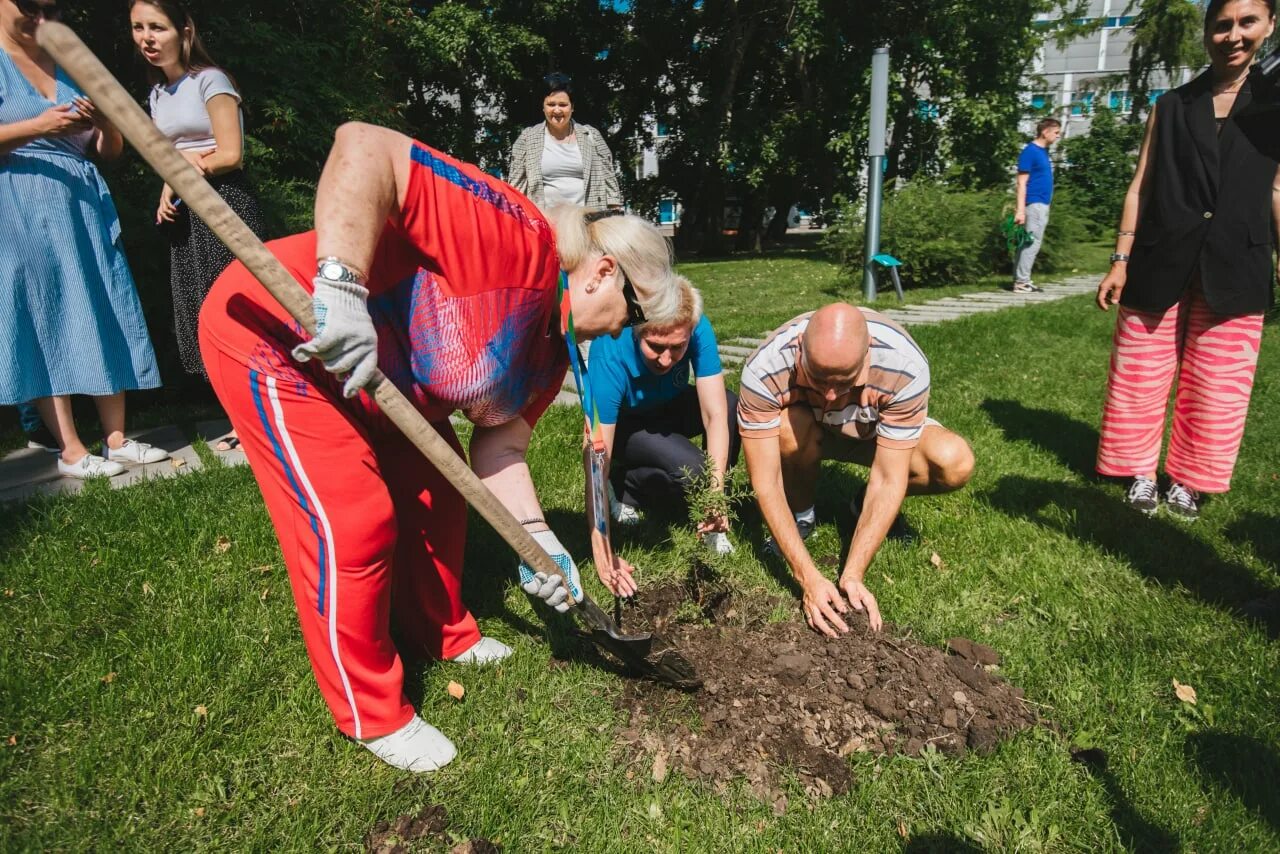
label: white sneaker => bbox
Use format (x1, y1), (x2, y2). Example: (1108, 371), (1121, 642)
(58, 453), (126, 479)
(359, 714), (456, 772)
(104, 439), (169, 464)
(702, 532), (734, 555)
(611, 496), (640, 524)
(448, 636), (513, 665)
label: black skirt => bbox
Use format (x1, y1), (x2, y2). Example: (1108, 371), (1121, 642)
(168, 170), (265, 379)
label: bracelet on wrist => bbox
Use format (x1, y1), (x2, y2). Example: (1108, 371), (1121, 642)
(1117, 230), (1135, 237)
(518, 517), (547, 527)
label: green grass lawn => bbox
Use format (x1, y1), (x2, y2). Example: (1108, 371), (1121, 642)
(3, 247), (1279, 851)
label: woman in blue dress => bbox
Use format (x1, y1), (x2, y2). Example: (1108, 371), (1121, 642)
(0, 0), (167, 478)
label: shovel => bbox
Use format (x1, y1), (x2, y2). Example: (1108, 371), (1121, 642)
(38, 22), (700, 692)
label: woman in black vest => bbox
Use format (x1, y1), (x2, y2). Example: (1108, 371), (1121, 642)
(1095, 0), (1277, 521)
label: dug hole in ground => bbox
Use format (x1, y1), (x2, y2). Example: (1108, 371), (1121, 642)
(611, 563), (1042, 814)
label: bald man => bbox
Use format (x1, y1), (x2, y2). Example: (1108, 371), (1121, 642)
(738, 304), (974, 637)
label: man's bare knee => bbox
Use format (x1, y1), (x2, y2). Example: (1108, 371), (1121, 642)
(778, 408), (821, 466)
(930, 434), (975, 492)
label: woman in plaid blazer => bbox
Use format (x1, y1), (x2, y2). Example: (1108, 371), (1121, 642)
(507, 72), (622, 211)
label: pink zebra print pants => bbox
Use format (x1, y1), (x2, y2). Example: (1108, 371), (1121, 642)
(1096, 287), (1263, 493)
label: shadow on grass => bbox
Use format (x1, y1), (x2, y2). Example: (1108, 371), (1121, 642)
(1071, 748), (1183, 851)
(902, 832), (984, 853)
(980, 399), (1100, 478)
(1185, 731), (1280, 834)
(986, 475), (1278, 638)
(1225, 512), (1280, 572)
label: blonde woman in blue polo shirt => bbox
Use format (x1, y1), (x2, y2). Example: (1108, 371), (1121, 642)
(585, 277), (740, 556)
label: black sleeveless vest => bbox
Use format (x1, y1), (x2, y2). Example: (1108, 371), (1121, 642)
(1124, 67), (1279, 315)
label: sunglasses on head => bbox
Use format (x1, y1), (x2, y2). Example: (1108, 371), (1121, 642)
(583, 209), (648, 327)
(14, 0), (60, 20)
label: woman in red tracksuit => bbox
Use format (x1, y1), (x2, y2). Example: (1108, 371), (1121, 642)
(199, 122), (682, 772)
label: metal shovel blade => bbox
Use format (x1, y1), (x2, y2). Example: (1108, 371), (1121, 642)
(574, 596), (702, 690)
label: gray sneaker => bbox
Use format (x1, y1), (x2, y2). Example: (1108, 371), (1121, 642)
(1125, 477), (1159, 516)
(764, 515), (815, 556)
(1165, 482), (1200, 521)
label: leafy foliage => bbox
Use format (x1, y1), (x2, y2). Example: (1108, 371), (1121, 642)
(1058, 106), (1145, 236)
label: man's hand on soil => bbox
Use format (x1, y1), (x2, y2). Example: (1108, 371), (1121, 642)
(839, 574), (883, 632)
(802, 575), (850, 638)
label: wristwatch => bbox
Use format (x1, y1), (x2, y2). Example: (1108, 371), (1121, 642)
(1109, 252), (1130, 264)
(316, 256), (366, 285)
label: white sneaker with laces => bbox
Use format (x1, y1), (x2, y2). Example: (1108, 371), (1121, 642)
(359, 714), (456, 772)
(105, 439), (169, 464)
(58, 454), (125, 479)
(448, 636), (513, 665)
(702, 532), (735, 555)
(610, 497), (641, 526)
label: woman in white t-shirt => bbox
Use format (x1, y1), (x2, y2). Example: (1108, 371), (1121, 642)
(129, 0), (264, 451)
(507, 72), (622, 212)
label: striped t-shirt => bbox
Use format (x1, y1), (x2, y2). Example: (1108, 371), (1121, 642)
(737, 309), (930, 449)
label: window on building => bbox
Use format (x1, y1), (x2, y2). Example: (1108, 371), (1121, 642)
(1148, 88), (1167, 101)
(916, 100), (940, 120)
(1108, 90), (1132, 111)
(1069, 92), (1094, 116)
(1030, 93), (1050, 110)
(1104, 15), (1135, 27)
(656, 122), (669, 138)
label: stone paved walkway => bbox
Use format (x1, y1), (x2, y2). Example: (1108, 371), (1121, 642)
(2, 277), (1098, 502)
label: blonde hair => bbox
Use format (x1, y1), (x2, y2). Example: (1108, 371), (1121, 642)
(548, 206), (684, 327)
(638, 276), (702, 334)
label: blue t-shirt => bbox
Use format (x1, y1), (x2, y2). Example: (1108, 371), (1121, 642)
(1017, 142), (1053, 205)
(588, 315), (723, 425)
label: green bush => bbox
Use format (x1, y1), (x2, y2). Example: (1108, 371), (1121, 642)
(826, 182), (1006, 288)
(826, 181), (1098, 288)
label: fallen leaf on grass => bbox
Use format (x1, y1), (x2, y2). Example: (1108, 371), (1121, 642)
(193, 807), (205, 818)
(194, 705), (208, 719)
(881, 574), (895, 586)
(141, 582), (154, 596)
(446, 681), (465, 701)
(260, 588), (270, 602)
(6, 735), (15, 746)
(254, 565), (273, 575)
(171, 458), (186, 469)
(101, 672), (116, 684)
(1173, 680), (1197, 705)
(4, 588), (13, 597)
(652, 751), (669, 783)
(214, 537), (231, 554)
(930, 552), (946, 570)
(897, 820), (909, 839)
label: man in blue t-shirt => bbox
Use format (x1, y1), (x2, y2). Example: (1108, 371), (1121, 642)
(1012, 117), (1061, 293)
(586, 287), (740, 553)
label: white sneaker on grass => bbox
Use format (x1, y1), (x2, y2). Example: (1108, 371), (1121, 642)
(609, 486), (642, 526)
(359, 714), (456, 772)
(104, 439), (169, 464)
(702, 531), (735, 555)
(58, 454), (125, 479)
(448, 636), (513, 665)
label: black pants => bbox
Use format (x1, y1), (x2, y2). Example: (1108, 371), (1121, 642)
(611, 386), (740, 511)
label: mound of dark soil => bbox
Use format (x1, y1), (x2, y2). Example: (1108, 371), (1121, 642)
(614, 583), (1038, 812)
(365, 803), (500, 854)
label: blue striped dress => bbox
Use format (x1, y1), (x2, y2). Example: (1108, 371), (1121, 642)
(0, 50), (160, 404)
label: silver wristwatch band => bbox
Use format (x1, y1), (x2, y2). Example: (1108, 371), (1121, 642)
(316, 256), (367, 286)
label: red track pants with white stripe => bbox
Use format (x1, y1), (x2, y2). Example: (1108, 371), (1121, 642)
(201, 345), (479, 740)
(1096, 285), (1263, 494)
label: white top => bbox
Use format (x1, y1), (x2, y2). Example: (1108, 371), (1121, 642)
(540, 127), (584, 208)
(148, 67), (242, 152)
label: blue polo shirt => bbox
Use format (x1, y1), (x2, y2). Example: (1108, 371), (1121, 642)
(588, 315), (723, 425)
(1017, 142), (1053, 205)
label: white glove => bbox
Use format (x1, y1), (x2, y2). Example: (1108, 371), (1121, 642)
(291, 277), (378, 398)
(518, 529), (583, 613)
